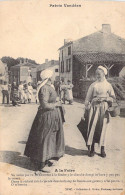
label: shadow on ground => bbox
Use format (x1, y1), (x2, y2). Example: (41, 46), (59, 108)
(18, 141), (27, 144)
(65, 145), (88, 156)
(0, 146), (88, 171)
(0, 151), (36, 171)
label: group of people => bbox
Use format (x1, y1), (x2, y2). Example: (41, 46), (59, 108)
(0, 81), (34, 106)
(24, 65), (116, 172)
(18, 81), (33, 104)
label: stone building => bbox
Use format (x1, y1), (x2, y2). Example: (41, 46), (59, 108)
(59, 24), (125, 98)
(0, 59), (8, 83)
(10, 59), (37, 85)
(37, 59), (59, 81)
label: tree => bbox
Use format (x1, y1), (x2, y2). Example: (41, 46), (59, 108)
(17, 57), (39, 65)
(1, 56), (19, 70)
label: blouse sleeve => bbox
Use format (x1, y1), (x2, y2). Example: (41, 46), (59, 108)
(108, 84), (116, 99)
(85, 84), (94, 106)
(39, 86), (55, 110)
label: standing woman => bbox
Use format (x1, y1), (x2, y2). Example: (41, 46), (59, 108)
(27, 82), (33, 103)
(66, 80), (74, 105)
(18, 81), (25, 104)
(84, 66), (115, 157)
(24, 69), (65, 171)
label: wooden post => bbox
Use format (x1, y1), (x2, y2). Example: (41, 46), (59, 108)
(104, 64), (114, 77)
(85, 64), (93, 78)
(85, 64), (87, 78)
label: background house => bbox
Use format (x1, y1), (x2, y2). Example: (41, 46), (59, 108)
(0, 59), (9, 103)
(59, 24), (125, 98)
(37, 59), (59, 81)
(10, 59), (37, 85)
(0, 59), (8, 83)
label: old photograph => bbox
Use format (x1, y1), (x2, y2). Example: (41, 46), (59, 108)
(0, 0), (125, 194)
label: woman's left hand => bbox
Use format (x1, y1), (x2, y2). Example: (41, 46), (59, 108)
(106, 97), (113, 102)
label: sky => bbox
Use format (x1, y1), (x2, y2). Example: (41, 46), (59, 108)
(0, 0), (125, 64)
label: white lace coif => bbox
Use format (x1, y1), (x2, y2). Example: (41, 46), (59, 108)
(98, 66), (107, 75)
(40, 69), (53, 80)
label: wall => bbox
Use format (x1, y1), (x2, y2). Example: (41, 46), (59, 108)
(59, 43), (73, 83)
(0, 60), (8, 82)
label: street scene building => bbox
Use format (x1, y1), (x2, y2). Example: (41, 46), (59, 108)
(0, 60), (9, 103)
(0, 23), (125, 195)
(37, 59), (59, 81)
(0, 59), (8, 83)
(10, 59), (37, 85)
(59, 24), (125, 98)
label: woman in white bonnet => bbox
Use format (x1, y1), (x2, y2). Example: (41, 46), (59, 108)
(24, 69), (65, 172)
(84, 65), (116, 157)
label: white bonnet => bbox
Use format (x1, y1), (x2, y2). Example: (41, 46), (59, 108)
(40, 69), (53, 80)
(97, 66), (107, 75)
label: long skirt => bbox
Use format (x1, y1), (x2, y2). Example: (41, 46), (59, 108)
(24, 107), (65, 163)
(11, 90), (19, 105)
(87, 101), (109, 147)
(66, 89), (73, 101)
(19, 91), (25, 103)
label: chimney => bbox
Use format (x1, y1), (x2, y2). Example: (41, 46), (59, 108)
(102, 24), (111, 34)
(64, 39), (71, 45)
(45, 59), (48, 63)
(20, 59), (22, 64)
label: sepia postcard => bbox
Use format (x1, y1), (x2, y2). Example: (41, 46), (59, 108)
(0, 0), (125, 195)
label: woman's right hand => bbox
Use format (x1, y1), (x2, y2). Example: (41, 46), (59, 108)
(55, 101), (62, 107)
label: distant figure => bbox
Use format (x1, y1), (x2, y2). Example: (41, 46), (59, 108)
(36, 81), (41, 104)
(23, 82), (28, 103)
(66, 80), (74, 104)
(11, 82), (20, 106)
(60, 81), (67, 104)
(1, 81), (9, 104)
(54, 81), (60, 96)
(27, 82), (33, 103)
(18, 81), (26, 104)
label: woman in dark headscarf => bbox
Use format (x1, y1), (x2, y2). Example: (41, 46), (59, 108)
(24, 69), (65, 172)
(11, 82), (20, 106)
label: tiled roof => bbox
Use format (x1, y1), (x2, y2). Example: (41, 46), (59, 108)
(59, 25), (125, 54)
(73, 52), (125, 64)
(73, 32), (125, 54)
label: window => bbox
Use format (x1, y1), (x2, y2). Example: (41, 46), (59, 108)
(66, 59), (71, 72)
(61, 61), (64, 73)
(68, 46), (71, 55)
(62, 61), (64, 73)
(68, 58), (71, 72)
(62, 50), (63, 59)
(55, 69), (58, 72)
(66, 59), (68, 72)
(61, 61), (62, 73)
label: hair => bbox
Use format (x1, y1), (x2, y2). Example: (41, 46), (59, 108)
(96, 68), (105, 75)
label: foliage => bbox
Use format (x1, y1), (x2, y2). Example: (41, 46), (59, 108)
(17, 57), (39, 65)
(108, 77), (125, 100)
(1, 56), (39, 71)
(1, 56), (19, 70)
